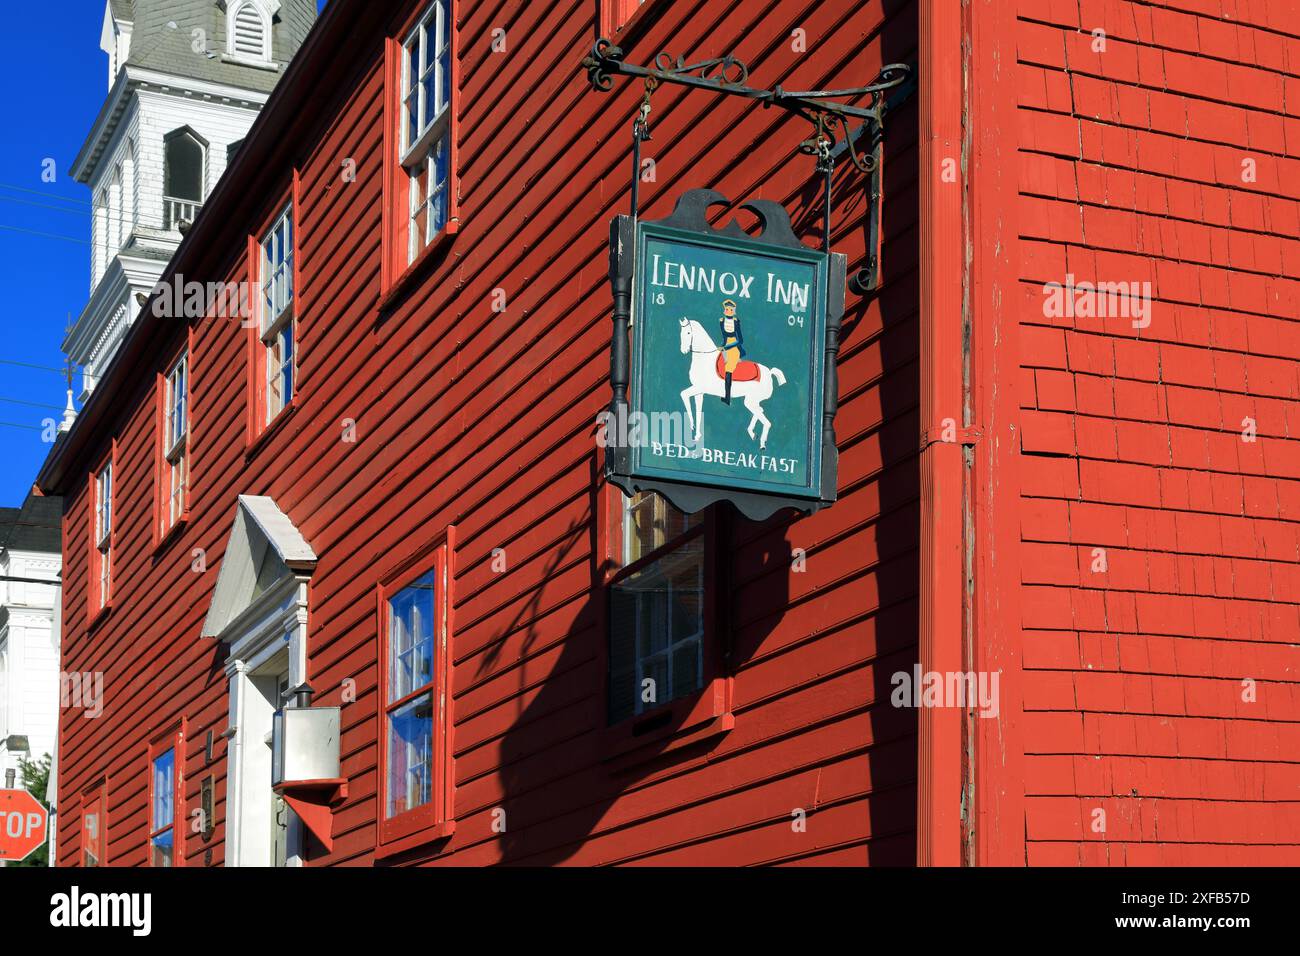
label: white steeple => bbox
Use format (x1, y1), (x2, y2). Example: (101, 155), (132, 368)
(63, 0), (317, 402)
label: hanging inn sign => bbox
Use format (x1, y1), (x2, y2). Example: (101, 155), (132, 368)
(586, 39), (914, 520)
(603, 191), (845, 520)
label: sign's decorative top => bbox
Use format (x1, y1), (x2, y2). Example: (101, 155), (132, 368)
(604, 190), (846, 520)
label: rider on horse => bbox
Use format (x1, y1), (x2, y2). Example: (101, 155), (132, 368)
(719, 299), (744, 405)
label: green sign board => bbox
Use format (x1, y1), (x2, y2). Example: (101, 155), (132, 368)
(605, 190), (846, 519)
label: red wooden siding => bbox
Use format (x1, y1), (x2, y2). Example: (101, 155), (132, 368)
(53, 0), (920, 867)
(1008, 0), (1300, 864)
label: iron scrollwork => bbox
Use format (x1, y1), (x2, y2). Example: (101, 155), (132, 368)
(583, 39), (915, 296)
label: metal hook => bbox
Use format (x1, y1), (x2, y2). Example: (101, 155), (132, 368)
(634, 76), (657, 142)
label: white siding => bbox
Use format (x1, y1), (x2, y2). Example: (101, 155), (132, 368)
(0, 550), (61, 785)
(133, 89), (261, 233)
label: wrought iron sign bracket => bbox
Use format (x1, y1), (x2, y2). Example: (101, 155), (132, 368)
(584, 40), (915, 295)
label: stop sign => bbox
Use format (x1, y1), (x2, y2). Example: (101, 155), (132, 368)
(0, 789), (48, 862)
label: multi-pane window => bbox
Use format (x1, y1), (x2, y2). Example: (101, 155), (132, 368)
(162, 353), (188, 532)
(376, 536), (456, 851)
(401, 0), (452, 264)
(608, 492), (705, 724)
(82, 790), (106, 867)
(149, 747), (175, 866)
(385, 569), (437, 819)
(260, 205), (295, 423)
(94, 463), (113, 609)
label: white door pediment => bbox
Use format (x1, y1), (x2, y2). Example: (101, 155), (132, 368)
(202, 495), (316, 641)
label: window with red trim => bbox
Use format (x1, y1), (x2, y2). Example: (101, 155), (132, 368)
(89, 451), (114, 614)
(81, 784), (107, 866)
(249, 199), (297, 435)
(156, 347), (190, 539)
(608, 491), (708, 724)
(383, 0), (459, 290)
(600, 485), (732, 757)
(147, 726), (183, 867)
(377, 533), (453, 850)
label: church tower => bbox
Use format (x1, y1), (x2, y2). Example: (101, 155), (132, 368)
(64, 0), (317, 401)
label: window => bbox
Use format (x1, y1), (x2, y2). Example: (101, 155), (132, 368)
(82, 787), (106, 867)
(259, 204), (295, 425)
(147, 729), (183, 867)
(386, 571), (435, 818)
(91, 458), (113, 612)
(608, 492), (706, 724)
(384, 0), (459, 288)
(163, 128), (206, 230)
(401, 1), (452, 264)
(159, 351), (189, 536)
(228, 1), (271, 62)
(377, 534), (454, 851)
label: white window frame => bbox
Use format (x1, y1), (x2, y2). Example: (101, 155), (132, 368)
(163, 128), (208, 230)
(163, 353), (188, 530)
(95, 463), (112, 607)
(401, 0), (452, 264)
(384, 570), (438, 819)
(260, 204), (295, 424)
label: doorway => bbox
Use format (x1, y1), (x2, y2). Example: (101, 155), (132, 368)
(232, 648), (295, 866)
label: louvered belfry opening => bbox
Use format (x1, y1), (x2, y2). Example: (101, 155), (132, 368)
(233, 3), (269, 61)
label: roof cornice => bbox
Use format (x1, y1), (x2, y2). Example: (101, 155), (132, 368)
(71, 70), (131, 184)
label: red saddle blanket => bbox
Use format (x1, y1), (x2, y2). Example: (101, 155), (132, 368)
(716, 354), (761, 382)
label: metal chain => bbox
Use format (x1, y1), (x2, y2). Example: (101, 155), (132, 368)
(630, 77), (658, 221)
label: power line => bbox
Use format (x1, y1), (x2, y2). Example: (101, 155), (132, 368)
(0, 359), (66, 374)
(0, 194), (94, 218)
(0, 222), (87, 245)
(0, 182), (90, 207)
(0, 193), (151, 231)
(0, 397), (62, 411)
(0, 422), (42, 432)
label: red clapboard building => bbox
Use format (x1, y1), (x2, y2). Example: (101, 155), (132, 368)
(35, 0), (1300, 867)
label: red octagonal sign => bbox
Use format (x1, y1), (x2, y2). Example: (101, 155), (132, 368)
(0, 789), (48, 862)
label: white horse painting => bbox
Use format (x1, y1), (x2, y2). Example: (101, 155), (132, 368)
(678, 318), (785, 449)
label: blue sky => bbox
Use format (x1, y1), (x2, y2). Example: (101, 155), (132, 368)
(0, 1), (328, 507)
(0, 3), (103, 505)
